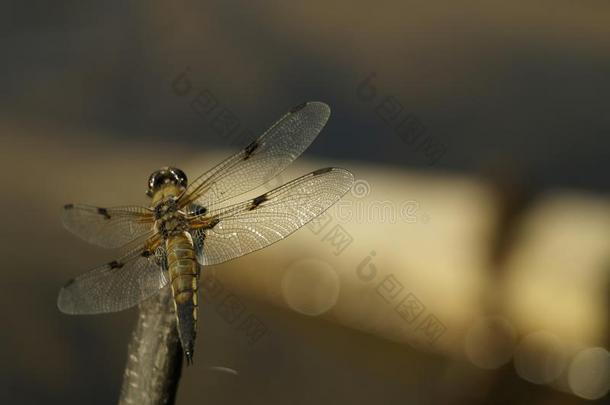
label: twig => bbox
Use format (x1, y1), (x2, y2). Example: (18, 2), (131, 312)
(118, 287), (183, 405)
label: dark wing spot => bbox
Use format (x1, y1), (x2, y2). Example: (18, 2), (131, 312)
(249, 193), (268, 210)
(191, 205), (207, 216)
(63, 203), (74, 210)
(244, 141), (259, 160)
(312, 167), (333, 176)
(201, 218), (220, 229)
(97, 207), (111, 219)
(63, 278), (75, 287)
(193, 229), (205, 252)
(290, 102), (308, 113)
(108, 260), (124, 269)
(154, 248), (169, 270)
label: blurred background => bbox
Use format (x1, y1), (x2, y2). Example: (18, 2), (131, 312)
(1, 1), (609, 404)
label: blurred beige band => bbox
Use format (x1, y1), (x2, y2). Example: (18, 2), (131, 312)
(2, 127), (608, 399)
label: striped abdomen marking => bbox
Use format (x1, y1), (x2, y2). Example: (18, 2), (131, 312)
(166, 232), (199, 364)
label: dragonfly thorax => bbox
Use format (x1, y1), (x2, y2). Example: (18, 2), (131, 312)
(153, 195), (179, 218)
(153, 197), (188, 237)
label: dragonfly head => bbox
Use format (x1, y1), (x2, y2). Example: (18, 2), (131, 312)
(146, 167), (188, 197)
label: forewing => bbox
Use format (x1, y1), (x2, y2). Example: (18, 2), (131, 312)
(190, 167), (353, 266)
(57, 246), (169, 314)
(62, 204), (154, 248)
(179, 102), (330, 210)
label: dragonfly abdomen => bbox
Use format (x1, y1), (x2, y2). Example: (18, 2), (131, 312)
(166, 232), (199, 364)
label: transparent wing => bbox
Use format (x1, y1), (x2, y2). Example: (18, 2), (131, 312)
(57, 245), (169, 314)
(179, 101), (331, 211)
(189, 167), (353, 266)
(62, 204), (155, 249)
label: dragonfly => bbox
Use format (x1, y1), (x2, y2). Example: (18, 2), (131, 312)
(58, 101), (354, 364)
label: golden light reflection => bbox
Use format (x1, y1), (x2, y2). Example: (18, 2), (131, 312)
(513, 331), (566, 385)
(464, 316), (516, 369)
(281, 258), (340, 316)
(568, 347), (610, 400)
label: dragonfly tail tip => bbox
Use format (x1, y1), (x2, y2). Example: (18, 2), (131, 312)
(185, 350), (194, 366)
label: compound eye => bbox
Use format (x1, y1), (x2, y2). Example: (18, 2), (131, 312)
(147, 171), (170, 194)
(147, 173), (157, 190)
(172, 168), (188, 188)
(153, 174), (165, 189)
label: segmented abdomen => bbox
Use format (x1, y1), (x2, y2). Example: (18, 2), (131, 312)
(166, 232), (199, 362)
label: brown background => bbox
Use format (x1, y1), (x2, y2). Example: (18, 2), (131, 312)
(1, 1), (609, 404)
